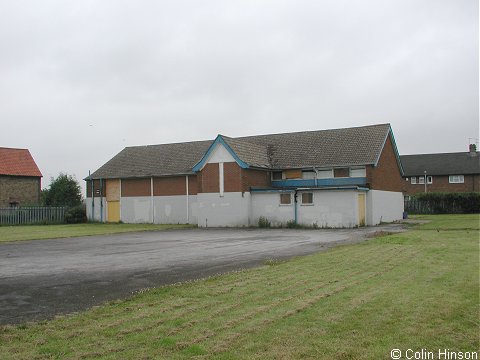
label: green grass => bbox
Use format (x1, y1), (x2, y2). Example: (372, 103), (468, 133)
(0, 223), (196, 243)
(0, 214), (478, 359)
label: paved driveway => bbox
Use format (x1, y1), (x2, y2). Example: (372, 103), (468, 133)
(0, 225), (403, 324)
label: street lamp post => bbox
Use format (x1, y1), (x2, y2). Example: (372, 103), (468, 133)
(424, 170), (427, 193)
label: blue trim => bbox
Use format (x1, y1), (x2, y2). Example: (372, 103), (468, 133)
(271, 178), (367, 187)
(192, 135), (249, 172)
(375, 126), (404, 176)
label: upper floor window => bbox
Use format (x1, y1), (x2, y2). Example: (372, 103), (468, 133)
(350, 167), (366, 177)
(317, 169), (334, 179)
(418, 177), (425, 184)
(427, 176), (433, 184)
(302, 171), (315, 180)
(272, 171), (283, 180)
(411, 177), (417, 184)
(449, 175), (464, 184)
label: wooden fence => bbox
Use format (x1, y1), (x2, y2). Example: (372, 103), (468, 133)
(0, 207), (67, 225)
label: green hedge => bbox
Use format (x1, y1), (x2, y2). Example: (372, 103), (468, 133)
(405, 192), (480, 214)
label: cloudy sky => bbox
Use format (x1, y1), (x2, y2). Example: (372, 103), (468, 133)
(0, 0), (478, 193)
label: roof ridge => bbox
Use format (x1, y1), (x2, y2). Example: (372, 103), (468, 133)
(401, 151), (479, 157)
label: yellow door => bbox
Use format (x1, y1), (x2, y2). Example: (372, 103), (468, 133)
(107, 201), (120, 222)
(358, 193), (366, 227)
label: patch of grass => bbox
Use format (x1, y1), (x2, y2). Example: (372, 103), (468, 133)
(0, 223), (196, 243)
(0, 215), (478, 359)
(409, 213), (479, 230)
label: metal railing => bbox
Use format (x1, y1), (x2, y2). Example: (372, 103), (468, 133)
(0, 207), (67, 225)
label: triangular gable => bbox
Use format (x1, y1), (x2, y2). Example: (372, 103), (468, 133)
(192, 135), (250, 172)
(374, 126), (405, 176)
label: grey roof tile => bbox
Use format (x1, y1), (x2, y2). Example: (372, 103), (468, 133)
(89, 124), (393, 179)
(400, 152), (480, 176)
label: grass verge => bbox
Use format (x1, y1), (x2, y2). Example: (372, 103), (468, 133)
(0, 214), (478, 359)
(0, 223), (196, 243)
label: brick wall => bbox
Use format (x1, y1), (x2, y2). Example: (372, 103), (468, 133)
(121, 178), (151, 197)
(404, 174), (480, 195)
(0, 175), (41, 207)
(154, 176), (186, 196)
(241, 168), (271, 192)
(224, 162), (242, 192)
(367, 134), (406, 192)
(198, 163), (219, 193)
(334, 168), (349, 178)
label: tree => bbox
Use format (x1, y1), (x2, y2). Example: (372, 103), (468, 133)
(42, 173), (82, 207)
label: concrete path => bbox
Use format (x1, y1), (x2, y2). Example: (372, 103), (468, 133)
(0, 225), (404, 324)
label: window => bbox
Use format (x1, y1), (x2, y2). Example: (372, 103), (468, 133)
(280, 193), (292, 205)
(302, 171), (315, 180)
(449, 175), (464, 184)
(9, 201), (19, 208)
(427, 176), (433, 184)
(272, 171), (283, 180)
(317, 169), (334, 179)
(418, 177), (425, 184)
(411, 177), (417, 184)
(301, 192), (313, 205)
(350, 167), (366, 177)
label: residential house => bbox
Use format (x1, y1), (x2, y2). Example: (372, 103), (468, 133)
(0, 147), (42, 207)
(400, 145), (480, 197)
(86, 123), (406, 227)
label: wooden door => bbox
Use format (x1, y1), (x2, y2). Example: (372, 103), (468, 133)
(106, 179), (121, 222)
(358, 193), (366, 227)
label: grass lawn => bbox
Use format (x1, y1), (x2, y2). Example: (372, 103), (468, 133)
(0, 214), (478, 359)
(0, 223), (196, 243)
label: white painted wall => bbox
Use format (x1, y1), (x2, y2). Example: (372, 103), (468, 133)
(205, 143), (235, 164)
(250, 192), (295, 226)
(251, 190), (359, 228)
(121, 196), (152, 223)
(85, 197), (106, 222)
(153, 195), (198, 224)
(298, 190), (358, 228)
(197, 192), (251, 227)
(366, 190), (404, 225)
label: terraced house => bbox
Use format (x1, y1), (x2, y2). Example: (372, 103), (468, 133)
(86, 123), (406, 227)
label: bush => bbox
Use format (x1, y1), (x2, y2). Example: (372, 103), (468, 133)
(258, 216), (271, 228)
(65, 205), (87, 224)
(406, 192), (480, 214)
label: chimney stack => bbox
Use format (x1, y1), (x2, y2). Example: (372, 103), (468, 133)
(469, 143), (477, 156)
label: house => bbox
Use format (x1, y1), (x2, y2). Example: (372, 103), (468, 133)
(400, 145), (480, 197)
(86, 123), (406, 227)
(0, 147), (42, 207)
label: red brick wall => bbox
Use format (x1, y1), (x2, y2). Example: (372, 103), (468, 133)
(121, 178), (151, 197)
(198, 163), (219, 193)
(188, 175), (198, 195)
(404, 174), (480, 195)
(153, 176), (186, 196)
(241, 168), (271, 192)
(367, 134), (406, 192)
(224, 162), (242, 192)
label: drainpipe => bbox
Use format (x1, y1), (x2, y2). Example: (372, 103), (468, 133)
(294, 190), (298, 224)
(100, 179), (103, 222)
(151, 177), (154, 224)
(313, 167), (318, 187)
(89, 171), (94, 221)
(186, 175), (189, 224)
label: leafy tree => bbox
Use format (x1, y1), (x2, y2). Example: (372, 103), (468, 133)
(42, 173), (82, 207)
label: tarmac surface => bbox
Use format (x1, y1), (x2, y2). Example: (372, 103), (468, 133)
(0, 225), (405, 324)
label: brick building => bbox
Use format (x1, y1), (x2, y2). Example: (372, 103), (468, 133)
(400, 146), (480, 197)
(86, 124), (406, 227)
(0, 148), (42, 207)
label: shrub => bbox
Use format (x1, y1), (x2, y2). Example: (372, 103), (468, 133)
(258, 216), (271, 228)
(406, 192), (480, 214)
(65, 205), (87, 224)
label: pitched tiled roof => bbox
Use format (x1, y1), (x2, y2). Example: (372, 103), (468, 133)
(90, 140), (213, 179)
(400, 152), (480, 176)
(0, 147), (42, 177)
(239, 123), (391, 168)
(89, 124), (393, 179)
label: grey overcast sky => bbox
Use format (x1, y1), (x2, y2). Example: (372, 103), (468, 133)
(0, 0), (478, 193)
